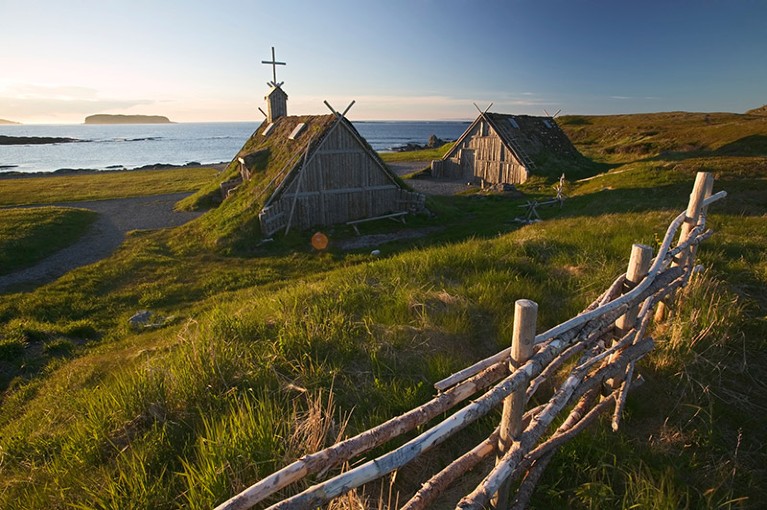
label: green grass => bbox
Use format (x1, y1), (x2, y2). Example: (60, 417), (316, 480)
(0, 166), (220, 206)
(0, 111), (765, 508)
(378, 143), (453, 163)
(0, 207), (97, 275)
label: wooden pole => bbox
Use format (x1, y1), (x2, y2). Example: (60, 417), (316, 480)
(615, 244), (653, 336)
(284, 142), (312, 235)
(687, 175), (715, 267)
(677, 172), (713, 269)
(655, 172), (712, 320)
(494, 299), (537, 509)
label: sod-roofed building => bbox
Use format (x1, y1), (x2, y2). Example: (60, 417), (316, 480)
(226, 86), (425, 237)
(431, 111), (582, 185)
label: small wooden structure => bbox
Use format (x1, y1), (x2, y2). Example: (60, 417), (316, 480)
(222, 48), (425, 237)
(431, 109), (581, 185)
(247, 110), (425, 236)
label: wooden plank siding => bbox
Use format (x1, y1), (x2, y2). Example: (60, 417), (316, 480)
(433, 111), (583, 186)
(258, 119), (423, 236)
(433, 120), (528, 185)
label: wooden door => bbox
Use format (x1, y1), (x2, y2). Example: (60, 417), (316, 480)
(460, 149), (475, 178)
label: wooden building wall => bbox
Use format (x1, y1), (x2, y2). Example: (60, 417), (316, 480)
(432, 119), (529, 185)
(259, 122), (423, 235)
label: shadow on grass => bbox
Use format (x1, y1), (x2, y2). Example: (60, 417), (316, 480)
(637, 135), (767, 163)
(254, 174), (765, 263)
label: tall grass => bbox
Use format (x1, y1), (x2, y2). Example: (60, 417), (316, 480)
(0, 210), (670, 508)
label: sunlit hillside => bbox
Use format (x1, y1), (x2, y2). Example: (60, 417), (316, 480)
(0, 110), (765, 508)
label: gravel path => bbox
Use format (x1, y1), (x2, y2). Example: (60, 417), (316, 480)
(0, 193), (202, 293)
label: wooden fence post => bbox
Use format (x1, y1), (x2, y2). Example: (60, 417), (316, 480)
(607, 244), (653, 391)
(493, 299), (537, 509)
(655, 172), (713, 321)
(615, 244), (654, 336)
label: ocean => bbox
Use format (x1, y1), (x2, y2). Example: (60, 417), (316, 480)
(0, 121), (470, 174)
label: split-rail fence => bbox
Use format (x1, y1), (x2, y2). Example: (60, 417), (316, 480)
(215, 172), (726, 510)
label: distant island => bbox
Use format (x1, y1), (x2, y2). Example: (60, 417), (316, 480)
(84, 114), (174, 125)
(0, 118), (21, 125)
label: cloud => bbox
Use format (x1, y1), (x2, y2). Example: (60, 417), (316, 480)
(608, 95), (661, 102)
(5, 84), (100, 100)
(1, 96), (155, 116)
(0, 83), (155, 122)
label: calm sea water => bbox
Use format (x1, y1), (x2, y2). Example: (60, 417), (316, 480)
(0, 121), (469, 174)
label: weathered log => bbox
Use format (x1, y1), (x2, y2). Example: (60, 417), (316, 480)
(615, 244), (654, 336)
(511, 452), (554, 510)
(656, 176), (723, 319)
(457, 338), (653, 509)
(267, 323), (646, 510)
(510, 388), (607, 510)
(611, 362), (635, 432)
(496, 300), (538, 508)
(401, 401), (548, 510)
(526, 341), (586, 402)
(400, 430), (498, 510)
(213, 361), (509, 510)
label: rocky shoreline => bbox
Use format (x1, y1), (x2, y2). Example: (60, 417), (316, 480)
(0, 135), (85, 145)
(392, 134), (451, 152)
(0, 161), (227, 179)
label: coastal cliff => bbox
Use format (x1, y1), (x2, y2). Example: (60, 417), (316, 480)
(84, 114), (173, 124)
(0, 118), (21, 125)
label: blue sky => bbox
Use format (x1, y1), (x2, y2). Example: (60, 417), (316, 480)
(1, 0), (765, 123)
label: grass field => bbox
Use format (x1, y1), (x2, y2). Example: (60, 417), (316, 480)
(0, 166), (220, 206)
(0, 110), (764, 508)
(0, 207), (97, 275)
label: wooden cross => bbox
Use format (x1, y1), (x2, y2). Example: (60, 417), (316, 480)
(261, 46), (286, 87)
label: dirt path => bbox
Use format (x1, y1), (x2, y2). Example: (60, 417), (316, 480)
(0, 193), (202, 293)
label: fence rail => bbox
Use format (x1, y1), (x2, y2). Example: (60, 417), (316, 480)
(215, 172), (725, 510)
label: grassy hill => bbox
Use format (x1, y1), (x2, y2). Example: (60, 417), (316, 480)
(0, 110), (765, 508)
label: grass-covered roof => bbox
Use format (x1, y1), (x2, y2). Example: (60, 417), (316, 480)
(445, 112), (593, 180)
(175, 114), (337, 252)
